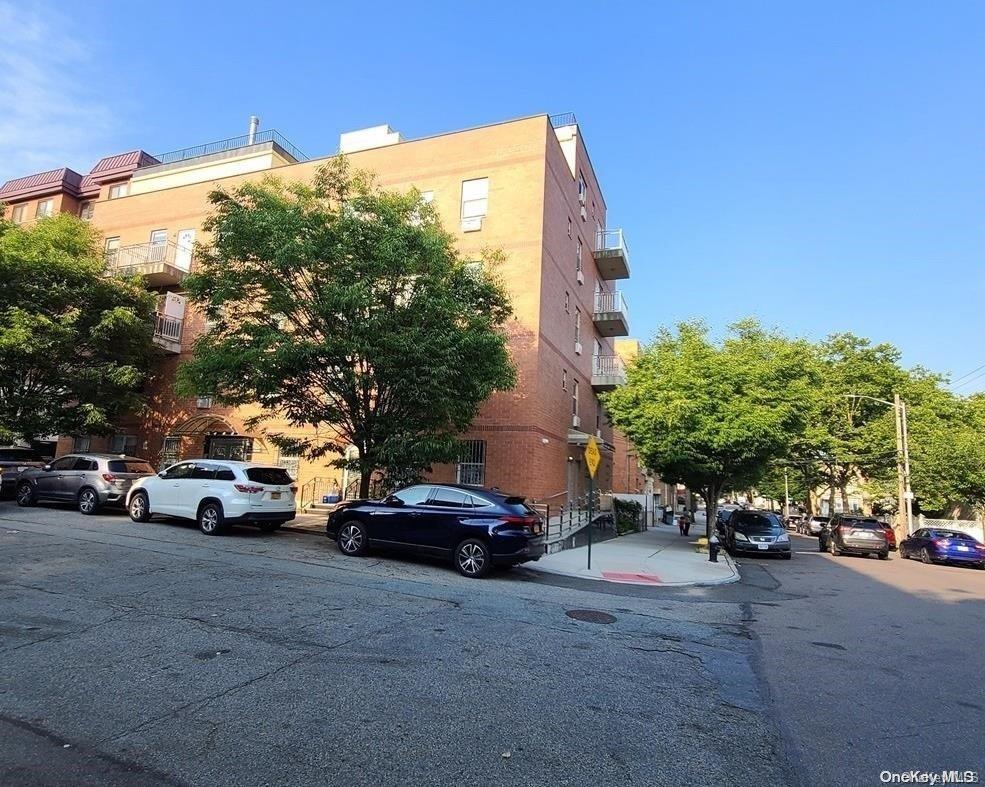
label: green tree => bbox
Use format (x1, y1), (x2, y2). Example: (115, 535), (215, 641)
(177, 159), (516, 497)
(0, 213), (156, 443)
(604, 320), (816, 538)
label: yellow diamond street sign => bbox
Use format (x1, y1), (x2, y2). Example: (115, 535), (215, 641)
(584, 435), (601, 478)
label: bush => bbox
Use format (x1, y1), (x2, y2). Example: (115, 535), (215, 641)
(613, 498), (643, 535)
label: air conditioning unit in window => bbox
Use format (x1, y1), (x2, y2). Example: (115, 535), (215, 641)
(580, 205), (587, 220)
(572, 415), (581, 428)
(576, 270), (585, 285)
(574, 341), (583, 356)
(461, 217), (482, 232)
(596, 429), (603, 438)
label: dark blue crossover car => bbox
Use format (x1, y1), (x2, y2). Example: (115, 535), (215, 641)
(325, 483), (545, 578)
(900, 528), (985, 568)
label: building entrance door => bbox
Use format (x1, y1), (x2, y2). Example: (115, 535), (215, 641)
(567, 457), (585, 504)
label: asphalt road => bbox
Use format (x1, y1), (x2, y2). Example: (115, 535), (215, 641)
(0, 504), (982, 786)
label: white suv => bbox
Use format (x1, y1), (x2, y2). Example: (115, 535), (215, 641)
(126, 460), (296, 535)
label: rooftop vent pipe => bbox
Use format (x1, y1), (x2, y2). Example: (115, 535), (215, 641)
(247, 115), (260, 145)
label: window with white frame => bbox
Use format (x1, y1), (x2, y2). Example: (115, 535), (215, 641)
(578, 173), (587, 205)
(277, 448), (301, 480)
(574, 308), (581, 344)
(160, 436), (181, 470)
(576, 238), (582, 273)
(36, 199), (54, 218)
(79, 201), (94, 221)
(572, 380), (579, 417)
(109, 434), (139, 455)
(562, 369), (567, 391)
(461, 178), (488, 220)
(108, 183), (128, 199)
(11, 204), (26, 224)
(104, 236), (120, 265)
(195, 395), (213, 409)
(564, 291), (570, 313)
(457, 439), (486, 486)
(73, 435), (91, 452)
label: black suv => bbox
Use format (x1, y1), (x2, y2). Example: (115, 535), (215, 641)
(723, 509), (792, 559)
(818, 515), (890, 560)
(0, 446), (47, 498)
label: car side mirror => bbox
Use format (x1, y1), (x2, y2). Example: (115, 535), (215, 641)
(386, 496), (404, 507)
(42, 464), (52, 472)
(158, 472), (166, 478)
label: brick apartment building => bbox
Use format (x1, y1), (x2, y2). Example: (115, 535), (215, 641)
(0, 113), (639, 504)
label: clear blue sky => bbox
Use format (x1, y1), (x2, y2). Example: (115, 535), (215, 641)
(3, 1), (984, 390)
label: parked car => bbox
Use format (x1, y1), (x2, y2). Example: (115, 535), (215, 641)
(126, 460), (296, 535)
(877, 521), (897, 551)
(899, 528), (985, 569)
(785, 514), (804, 531)
(799, 516), (829, 536)
(16, 453), (155, 514)
(818, 515), (890, 560)
(723, 509), (792, 559)
(0, 446), (47, 498)
(326, 483), (545, 578)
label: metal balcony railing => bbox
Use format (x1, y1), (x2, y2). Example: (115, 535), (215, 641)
(593, 354), (626, 377)
(549, 112), (578, 129)
(107, 240), (185, 272)
(596, 228), (630, 262)
(154, 312), (183, 344)
(146, 129), (308, 167)
(594, 290), (628, 315)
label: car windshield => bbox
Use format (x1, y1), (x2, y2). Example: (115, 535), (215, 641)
(245, 467), (293, 485)
(0, 448), (43, 462)
(733, 512), (782, 531)
(846, 520), (882, 529)
(933, 530), (972, 540)
(108, 460), (155, 474)
(477, 491), (537, 516)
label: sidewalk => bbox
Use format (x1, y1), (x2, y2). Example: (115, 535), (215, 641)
(522, 522), (739, 587)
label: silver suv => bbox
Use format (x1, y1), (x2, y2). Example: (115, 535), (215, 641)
(16, 454), (156, 514)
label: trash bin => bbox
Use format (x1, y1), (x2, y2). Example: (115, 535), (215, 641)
(323, 493), (340, 504)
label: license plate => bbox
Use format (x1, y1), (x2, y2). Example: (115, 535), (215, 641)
(957, 545), (969, 552)
(271, 492), (281, 500)
(854, 531), (874, 538)
(757, 543), (769, 550)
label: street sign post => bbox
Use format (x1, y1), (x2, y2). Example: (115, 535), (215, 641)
(585, 436), (601, 570)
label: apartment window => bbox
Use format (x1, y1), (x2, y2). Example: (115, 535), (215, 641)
(461, 178), (488, 220)
(79, 201), (94, 221)
(420, 190), (434, 205)
(73, 435), (91, 452)
(574, 308), (581, 344)
(108, 183), (128, 199)
(572, 380), (579, 417)
(596, 401), (602, 432)
(576, 238), (583, 273)
(36, 199), (54, 218)
(160, 436), (181, 470)
(149, 229), (167, 261)
(567, 217), (572, 238)
(104, 236), (120, 266)
(11, 204), (26, 224)
(195, 395), (213, 409)
(456, 440), (486, 486)
(277, 449), (301, 481)
(109, 434), (139, 455)
(564, 291), (570, 313)
(592, 200), (596, 220)
(562, 369), (567, 391)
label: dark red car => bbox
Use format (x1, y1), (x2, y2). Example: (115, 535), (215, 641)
(878, 522), (897, 551)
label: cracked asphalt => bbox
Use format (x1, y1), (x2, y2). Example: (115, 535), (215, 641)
(1, 504), (982, 786)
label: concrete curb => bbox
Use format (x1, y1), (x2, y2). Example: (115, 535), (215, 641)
(523, 556), (741, 587)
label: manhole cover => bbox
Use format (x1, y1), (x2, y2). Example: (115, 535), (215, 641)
(566, 609), (616, 624)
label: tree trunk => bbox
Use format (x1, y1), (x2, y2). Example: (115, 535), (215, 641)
(840, 485), (850, 513)
(828, 482), (836, 516)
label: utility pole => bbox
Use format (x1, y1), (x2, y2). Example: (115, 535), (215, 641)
(894, 393), (906, 537)
(900, 397), (914, 535)
(783, 467), (790, 520)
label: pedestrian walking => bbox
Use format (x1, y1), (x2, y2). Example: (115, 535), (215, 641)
(678, 511), (692, 536)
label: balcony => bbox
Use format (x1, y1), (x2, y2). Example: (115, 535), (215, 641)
(106, 241), (191, 287)
(592, 355), (627, 391)
(153, 312), (183, 354)
(593, 229), (630, 280)
(593, 291), (630, 337)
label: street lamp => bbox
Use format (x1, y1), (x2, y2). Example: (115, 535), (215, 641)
(843, 393), (913, 535)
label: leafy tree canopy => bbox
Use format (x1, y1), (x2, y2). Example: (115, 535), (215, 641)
(0, 213), (157, 443)
(177, 158), (516, 496)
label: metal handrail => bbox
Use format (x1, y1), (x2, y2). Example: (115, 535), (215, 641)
(549, 113), (577, 128)
(594, 290), (628, 315)
(595, 228), (630, 262)
(147, 129), (308, 167)
(592, 354), (626, 376)
(154, 312), (183, 343)
(106, 239), (190, 272)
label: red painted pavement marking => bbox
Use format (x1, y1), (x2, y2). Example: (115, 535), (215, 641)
(601, 571), (662, 584)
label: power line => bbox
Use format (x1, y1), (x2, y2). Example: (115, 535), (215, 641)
(950, 361), (985, 386)
(952, 368), (985, 391)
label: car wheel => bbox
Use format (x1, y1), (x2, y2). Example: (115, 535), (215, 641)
(129, 492), (151, 523)
(878, 551), (890, 560)
(782, 552), (792, 560)
(16, 482), (36, 507)
(829, 539), (840, 557)
(337, 520), (368, 555)
(455, 538), (491, 578)
(198, 502), (225, 536)
(78, 487), (100, 515)
(920, 547), (933, 565)
(259, 522), (281, 533)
